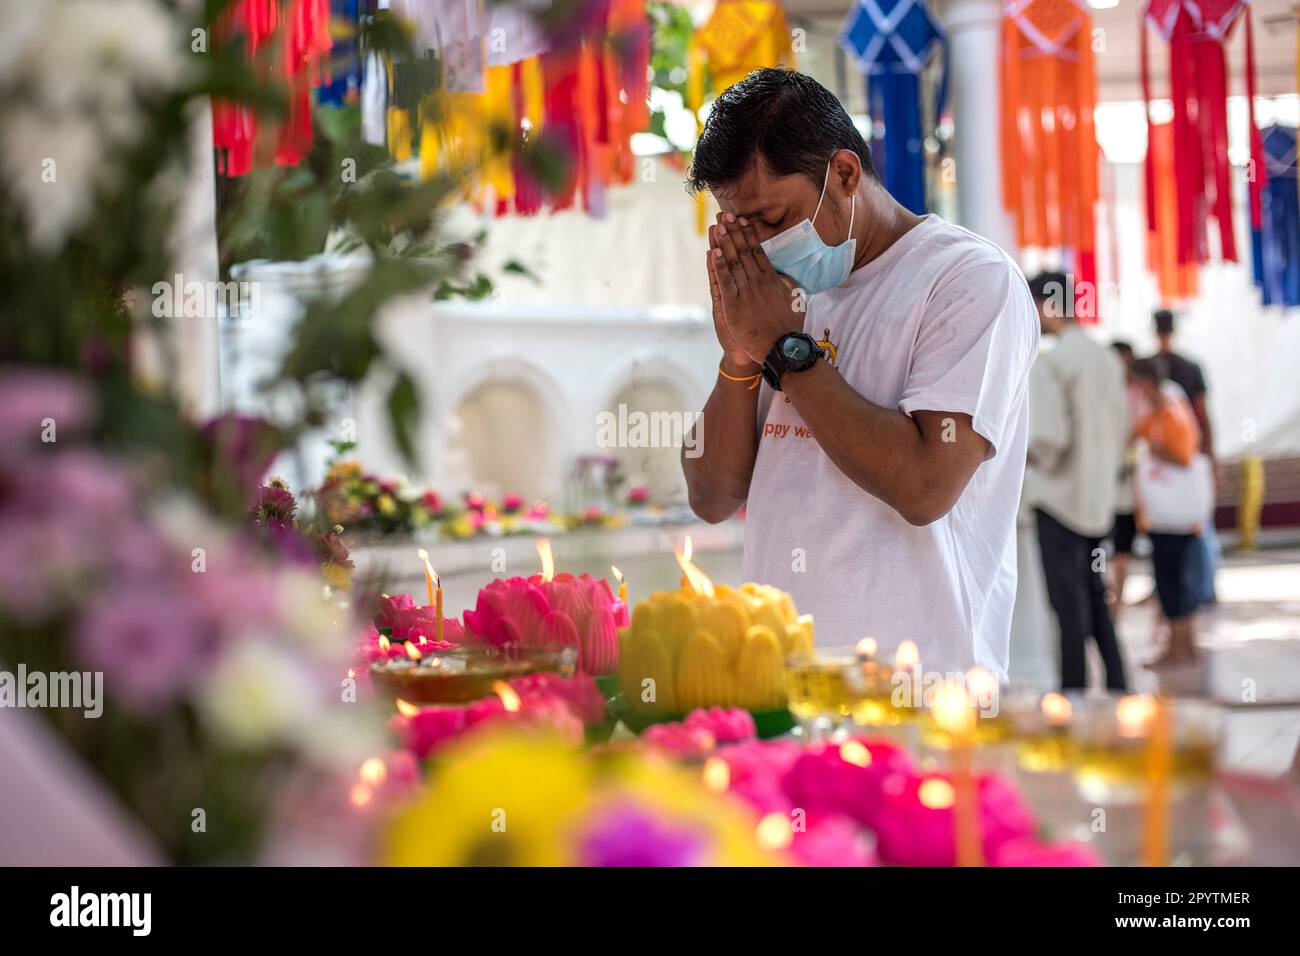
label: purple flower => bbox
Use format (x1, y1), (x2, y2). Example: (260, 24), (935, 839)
(75, 584), (220, 711)
(0, 367), (94, 452)
(250, 481), (298, 530)
(577, 802), (709, 867)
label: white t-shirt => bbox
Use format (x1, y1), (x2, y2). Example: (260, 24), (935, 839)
(741, 215), (1039, 680)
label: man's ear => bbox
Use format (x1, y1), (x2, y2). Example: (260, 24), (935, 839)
(831, 149), (862, 195)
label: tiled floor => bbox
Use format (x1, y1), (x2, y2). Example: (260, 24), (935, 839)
(1115, 546), (1300, 778)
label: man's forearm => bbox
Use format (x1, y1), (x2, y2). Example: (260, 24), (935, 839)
(683, 361), (761, 523)
(782, 361), (967, 525)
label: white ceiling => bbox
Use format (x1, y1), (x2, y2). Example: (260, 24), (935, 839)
(782, 0), (1299, 101)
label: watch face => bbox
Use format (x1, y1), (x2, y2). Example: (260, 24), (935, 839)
(781, 336), (813, 362)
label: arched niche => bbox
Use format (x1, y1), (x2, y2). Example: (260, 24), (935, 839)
(443, 362), (568, 503)
(597, 357), (698, 505)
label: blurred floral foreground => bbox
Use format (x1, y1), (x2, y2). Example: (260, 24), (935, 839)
(0, 1), (1094, 868)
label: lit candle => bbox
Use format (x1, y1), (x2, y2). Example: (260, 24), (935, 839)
(855, 637), (877, 660)
(931, 677), (983, 867)
(417, 549), (436, 606)
(536, 537), (555, 582)
(1041, 692), (1072, 726)
(611, 565), (628, 604)
(419, 548), (443, 645)
(895, 639), (920, 710)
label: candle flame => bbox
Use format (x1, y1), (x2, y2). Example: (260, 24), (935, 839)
(702, 757), (730, 792)
(965, 666), (998, 700)
(673, 535), (715, 597)
(855, 637), (877, 659)
(930, 677), (975, 735)
(1041, 692), (1072, 725)
(493, 680), (522, 713)
(404, 641), (422, 660)
(394, 698), (420, 718)
(347, 668), (355, 679)
(755, 812), (794, 850)
(611, 565), (624, 585)
(895, 639), (919, 670)
(349, 782), (373, 808)
(839, 740), (873, 768)
(918, 777), (956, 809)
(1117, 694), (1156, 738)
(378, 635), (390, 652)
(536, 538), (555, 582)
(359, 756), (387, 788)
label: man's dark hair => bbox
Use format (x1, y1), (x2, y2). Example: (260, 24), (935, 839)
(686, 68), (875, 197)
(1027, 271), (1071, 304)
(1130, 357), (1163, 384)
(1111, 340), (1134, 359)
(1153, 309), (1176, 335)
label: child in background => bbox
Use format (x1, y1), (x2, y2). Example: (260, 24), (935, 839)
(1129, 358), (1203, 668)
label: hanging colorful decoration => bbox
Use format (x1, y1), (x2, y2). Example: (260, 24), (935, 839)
(999, 0), (1100, 306)
(1140, 0), (1266, 265)
(1250, 125), (1300, 307)
(686, 0), (797, 229)
(838, 0), (946, 216)
(212, 0), (334, 177)
(381, 0), (648, 217)
(1146, 122), (1200, 303)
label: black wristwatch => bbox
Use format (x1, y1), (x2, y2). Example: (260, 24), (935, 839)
(761, 332), (821, 391)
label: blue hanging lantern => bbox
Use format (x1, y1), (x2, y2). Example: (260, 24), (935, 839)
(839, 0), (946, 215)
(1251, 125), (1300, 308)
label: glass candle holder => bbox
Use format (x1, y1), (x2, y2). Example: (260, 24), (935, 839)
(370, 645), (578, 706)
(842, 658), (923, 750)
(786, 646), (858, 741)
(1068, 696), (1223, 866)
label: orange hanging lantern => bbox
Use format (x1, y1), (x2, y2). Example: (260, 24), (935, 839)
(1000, 0), (1100, 307)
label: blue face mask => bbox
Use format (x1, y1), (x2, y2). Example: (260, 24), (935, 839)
(759, 161), (857, 295)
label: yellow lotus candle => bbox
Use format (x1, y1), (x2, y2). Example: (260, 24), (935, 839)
(930, 677), (982, 867)
(619, 537), (811, 716)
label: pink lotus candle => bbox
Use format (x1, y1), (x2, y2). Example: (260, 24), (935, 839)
(461, 543), (629, 675)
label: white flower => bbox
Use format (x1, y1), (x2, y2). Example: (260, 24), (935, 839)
(0, 0), (188, 250)
(199, 637), (316, 750)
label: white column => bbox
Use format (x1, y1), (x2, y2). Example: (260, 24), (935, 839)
(171, 97), (222, 418)
(938, 0), (1018, 253)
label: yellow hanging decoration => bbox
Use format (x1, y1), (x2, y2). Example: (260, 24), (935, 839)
(687, 1), (798, 232)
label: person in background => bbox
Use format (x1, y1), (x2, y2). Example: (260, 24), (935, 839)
(1150, 309), (1218, 605)
(1129, 357), (1204, 667)
(1108, 341), (1140, 623)
(1025, 272), (1130, 692)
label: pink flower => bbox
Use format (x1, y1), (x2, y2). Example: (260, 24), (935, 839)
(0, 368), (94, 452)
(641, 722), (717, 761)
(788, 815), (877, 867)
(421, 490), (443, 515)
(626, 485), (649, 506)
(526, 501), (550, 520)
(250, 481), (297, 529)
(465, 492), (486, 512)
(374, 593), (463, 644)
(782, 737), (912, 830)
(75, 584), (219, 711)
(872, 771), (1036, 867)
(392, 706), (468, 759)
(684, 707), (756, 743)
(502, 492), (523, 513)
(991, 836), (1101, 867)
(509, 672), (607, 726)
